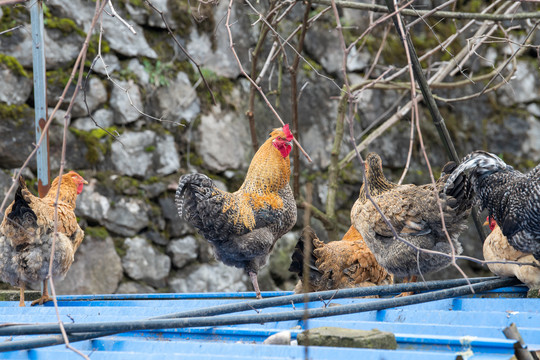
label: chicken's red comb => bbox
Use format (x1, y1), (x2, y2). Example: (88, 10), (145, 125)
(283, 124), (294, 141)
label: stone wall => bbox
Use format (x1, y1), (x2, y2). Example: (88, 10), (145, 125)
(0, 1), (539, 294)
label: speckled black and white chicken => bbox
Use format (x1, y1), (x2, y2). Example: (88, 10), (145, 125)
(445, 150), (540, 260)
(352, 153), (473, 283)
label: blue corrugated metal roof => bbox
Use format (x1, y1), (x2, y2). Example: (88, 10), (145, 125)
(0, 278), (538, 359)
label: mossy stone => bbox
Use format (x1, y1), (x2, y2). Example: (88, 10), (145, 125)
(0, 54), (28, 77)
(297, 327), (397, 350)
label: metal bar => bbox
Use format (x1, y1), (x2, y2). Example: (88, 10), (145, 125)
(30, 0), (50, 197)
(0, 277), (519, 346)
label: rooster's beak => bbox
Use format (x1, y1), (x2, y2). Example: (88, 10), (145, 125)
(483, 220), (489, 226)
(82, 179), (89, 185)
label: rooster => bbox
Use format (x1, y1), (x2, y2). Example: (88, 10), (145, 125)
(289, 226), (392, 293)
(0, 171), (87, 306)
(175, 125), (297, 299)
(352, 153), (473, 287)
(444, 150), (540, 260)
(483, 216), (540, 290)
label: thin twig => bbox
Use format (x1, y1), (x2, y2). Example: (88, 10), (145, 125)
(479, 20), (539, 97)
(309, 0), (540, 21)
(144, 0), (216, 106)
(289, 0), (312, 198)
(0, 24), (24, 36)
(106, 0), (136, 34)
(0, 0), (27, 4)
(225, 0), (312, 162)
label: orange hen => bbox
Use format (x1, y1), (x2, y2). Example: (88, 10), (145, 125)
(289, 226), (393, 293)
(0, 171), (87, 306)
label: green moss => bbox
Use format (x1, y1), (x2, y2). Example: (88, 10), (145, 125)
(0, 103), (32, 125)
(47, 68), (72, 88)
(86, 34), (111, 65)
(143, 176), (160, 184)
(113, 237), (127, 257)
(117, 67), (138, 82)
(0, 54), (28, 77)
(187, 152), (204, 167)
(69, 127), (114, 165)
(128, 0), (144, 6)
(112, 176), (140, 194)
(144, 145), (156, 152)
(143, 28), (175, 60)
(42, 3), (51, 18)
(176, 61), (197, 82)
(301, 57), (324, 77)
(193, 69), (236, 109)
(0, 6), (28, 34)
(520, 159), (537, 170)
(146, 122), (171, 136)
(89, 128), (112, 140)
(167, 0), (193, 34)
(44, 16), (85, 37)
(85, 226), (109, 240)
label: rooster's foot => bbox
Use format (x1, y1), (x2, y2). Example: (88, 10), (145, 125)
(31, 295), (52, 306)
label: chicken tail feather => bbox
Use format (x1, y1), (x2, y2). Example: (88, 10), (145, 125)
(444, 151), (509, 194)
(6, 177), (38, 230)
(175, 173), (215, 219)
(289, 226), (322, 280)
(439, 161), (474, 214)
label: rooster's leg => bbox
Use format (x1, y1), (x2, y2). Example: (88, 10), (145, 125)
(248, 271), (262, 299)
(19, 285), (25, 307)
(31, 280), (52, 306)
(395, 275), (418, 297)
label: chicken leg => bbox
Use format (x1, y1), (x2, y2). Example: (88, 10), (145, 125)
(396, 275), (418, 297)
(31, 280), (52, 306)
(19, 285), (25, 307)
(249, 271), (262, 299)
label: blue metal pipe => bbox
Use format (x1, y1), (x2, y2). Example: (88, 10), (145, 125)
(30, 0), (50, 197)
(0, 277), (519, 352)
(149, 276), (501, 320)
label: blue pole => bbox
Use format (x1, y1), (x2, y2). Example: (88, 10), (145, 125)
(30, 0), (50, 197)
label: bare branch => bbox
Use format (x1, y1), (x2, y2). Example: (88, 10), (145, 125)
(144, 0), (217, 106)
(0, 0), (27, 5)
(225, 0), (312, 162)
(0, 24), (24, 36)
(309, 0), (540, 21)
(105, 0), (137, 34)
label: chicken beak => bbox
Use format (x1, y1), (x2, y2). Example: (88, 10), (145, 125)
(483, 220), (489, 226)
(82, 179), (89, 185)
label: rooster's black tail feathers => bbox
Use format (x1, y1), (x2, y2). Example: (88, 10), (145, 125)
(175, 173), (215, 219)
(288, 226), (322, 280)
(6, 177), (38, 229)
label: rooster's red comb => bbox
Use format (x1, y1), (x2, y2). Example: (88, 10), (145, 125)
(283, 124), (294, 141)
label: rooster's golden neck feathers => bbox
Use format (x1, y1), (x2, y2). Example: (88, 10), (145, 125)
(242, 126), (293, 193)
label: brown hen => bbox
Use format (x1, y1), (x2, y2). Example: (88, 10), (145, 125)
(352, 153), (473, 287)
(289, 226), (392, 293)
(0, 171), (87, 306)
